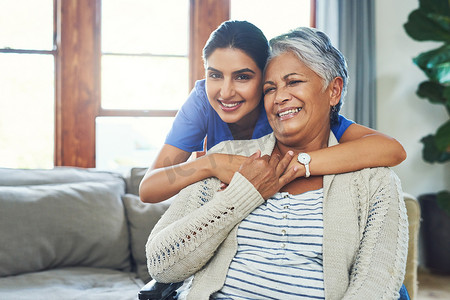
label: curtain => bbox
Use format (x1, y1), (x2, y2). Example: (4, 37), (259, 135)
(315, 0), (377, 128)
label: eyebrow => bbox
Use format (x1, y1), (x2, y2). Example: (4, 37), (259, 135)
(263, 72), (302, 85)
(206, 67), (256, 75)
(283, 72), (300, 79)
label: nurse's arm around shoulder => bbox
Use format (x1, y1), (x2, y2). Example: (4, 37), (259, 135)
(139, 144), (247, 203)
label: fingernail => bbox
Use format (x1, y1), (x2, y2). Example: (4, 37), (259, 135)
(288, 150), (294, 156)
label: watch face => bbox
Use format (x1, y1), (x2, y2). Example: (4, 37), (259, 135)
(298, 153), (311, 164)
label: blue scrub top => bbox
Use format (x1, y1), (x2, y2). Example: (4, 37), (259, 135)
(165, 79), (354, 152)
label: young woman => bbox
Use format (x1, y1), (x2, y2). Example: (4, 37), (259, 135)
(139, 20), (406, 203)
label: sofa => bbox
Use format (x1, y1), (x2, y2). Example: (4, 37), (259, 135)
(0, 166), (421, 300)
(0, 166), (168, 300)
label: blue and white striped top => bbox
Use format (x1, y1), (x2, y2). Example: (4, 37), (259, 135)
(213, 188), (325, 300)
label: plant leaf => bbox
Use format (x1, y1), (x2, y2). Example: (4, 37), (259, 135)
(417, 81), (446, 105)
(421, 134), (450, 163)
(419, 0), (450, 16)
(436, 61), (450, 83)
(436, 190), (450, 216)
(428, 13), (450, 32)
(406, 0), (450, 165)
(404, 9), (450, 42)
(413, 45), (450, 83)
(443, 87), (450, 115)
(435, 119), (450, 151)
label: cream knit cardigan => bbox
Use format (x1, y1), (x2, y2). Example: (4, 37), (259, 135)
(146, 133), (409, 300)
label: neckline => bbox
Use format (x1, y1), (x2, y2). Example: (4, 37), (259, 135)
(275, 188), (324, 198)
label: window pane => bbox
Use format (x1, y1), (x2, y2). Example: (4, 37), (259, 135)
(102, 0), (189, 55)
(231, 0), (311, 40)
(96, 117), (174, 171)
(0, 54), (54, 169)
(101, 55), (189, 110)
(0, 0), (53, 50)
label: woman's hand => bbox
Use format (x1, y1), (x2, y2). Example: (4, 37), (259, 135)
(207, 153), (247, 184)
(283, 156), (306, 179)
(238, 150), (297, 199)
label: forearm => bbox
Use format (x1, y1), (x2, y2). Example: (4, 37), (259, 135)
(139, 155), (216, 203)
(309, 134), (406, 176)
(146, 173), (264, 282)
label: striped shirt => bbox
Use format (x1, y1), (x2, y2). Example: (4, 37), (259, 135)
(213, 188), (325, 300)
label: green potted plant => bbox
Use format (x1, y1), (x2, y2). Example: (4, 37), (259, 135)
(404, 0), (450, 274)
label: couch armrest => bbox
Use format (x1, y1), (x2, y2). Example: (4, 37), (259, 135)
(404, 193), (420, 300)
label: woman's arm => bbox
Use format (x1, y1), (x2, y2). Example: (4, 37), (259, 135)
(338, 123), (406, 167)
(140, 80), (238, 203)
(141, 122), (407, 203)
(139, 144), (247, 203)
(139, 144), (193, 203)
(146, 151), (295, 282)
(342, 168), (409, 299)
(145, 172), (264, 283)
(289, 123), (407, 177)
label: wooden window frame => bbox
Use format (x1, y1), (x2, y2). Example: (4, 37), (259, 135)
(54, 0), (315, 168)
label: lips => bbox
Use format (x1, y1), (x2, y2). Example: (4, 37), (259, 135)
(277, 107), (302, 120)
(218, 100), (244, 112)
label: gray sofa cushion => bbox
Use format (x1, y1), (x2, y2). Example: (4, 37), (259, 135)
(0, 267), (144, 300)
(122, 194), (172, 283)
(124, 167), (147, 195)
(0, 167), (125, 186)
(0, 178), (130, 277)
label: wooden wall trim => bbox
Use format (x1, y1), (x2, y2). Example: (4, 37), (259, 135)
(310, 0), (317, 27)
(55, 0), (100, 167)
(189, 0), (229, 89)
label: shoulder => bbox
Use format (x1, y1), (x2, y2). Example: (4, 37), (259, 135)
(337, 114), (354, 126)
(343, 167), (403, 211)
(331, 115), (354, 141)
(192, 79), (208, 100)
(358, 167), (401, 187)
(180, 80), (210, 116)
(342, 167), (401, 191)
(329, 167), (401, 202)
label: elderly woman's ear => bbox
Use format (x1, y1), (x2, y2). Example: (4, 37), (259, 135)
(329, 77), (343, 107)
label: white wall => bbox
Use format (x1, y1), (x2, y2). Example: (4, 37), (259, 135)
(375, 0), (450, 198)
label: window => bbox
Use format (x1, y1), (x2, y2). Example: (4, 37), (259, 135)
(97, 0), (313, 171)
(0, 0), (55, 169)
(0, 0), (314, 170)
(96, 0), (189, 170)
(231, 0), (313, 40)
(101, 0), (189, 111)
(57, 0), (229, 170)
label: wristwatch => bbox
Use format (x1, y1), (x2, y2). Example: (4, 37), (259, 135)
(297, 153), (311, 178)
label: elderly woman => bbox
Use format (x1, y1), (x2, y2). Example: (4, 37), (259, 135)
(145, 27), (409, 300)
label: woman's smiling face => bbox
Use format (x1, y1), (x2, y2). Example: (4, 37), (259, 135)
(263, 51), (341, 146)
(205, 48), (263, 126)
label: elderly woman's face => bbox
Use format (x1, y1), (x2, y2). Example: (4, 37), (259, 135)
(263, 51), (340, 145)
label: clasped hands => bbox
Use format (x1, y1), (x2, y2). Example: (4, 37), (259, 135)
(211, 151), (299, 200)
(238, 150), (298, 199)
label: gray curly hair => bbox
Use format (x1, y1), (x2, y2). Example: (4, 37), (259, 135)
(267, 27), (348, 126)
